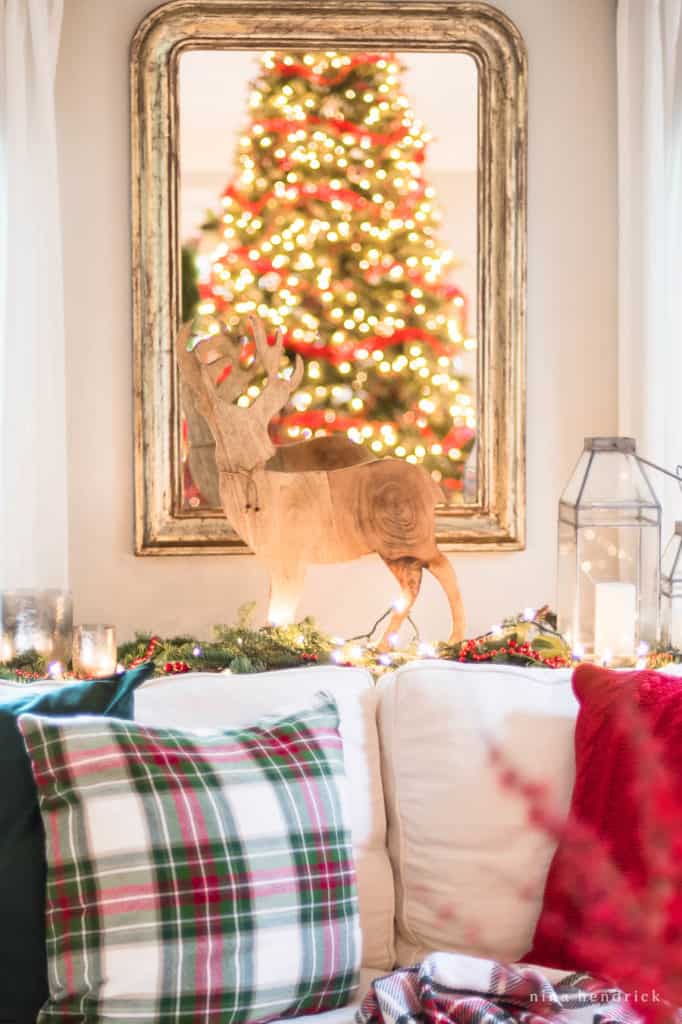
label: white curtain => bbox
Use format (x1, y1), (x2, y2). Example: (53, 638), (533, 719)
(618, 0), (682, 527)
(0, 0), (68, 589)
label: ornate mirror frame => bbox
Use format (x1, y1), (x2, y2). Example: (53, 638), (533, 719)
(131, 0), (527, 554)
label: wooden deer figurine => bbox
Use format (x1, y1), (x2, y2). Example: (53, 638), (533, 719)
(177, 316), (465, 650)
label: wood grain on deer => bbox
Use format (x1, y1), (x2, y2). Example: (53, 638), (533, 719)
(177, 315), (465, 650)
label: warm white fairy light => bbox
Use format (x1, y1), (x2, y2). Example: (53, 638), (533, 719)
(418, 642), (436, 658)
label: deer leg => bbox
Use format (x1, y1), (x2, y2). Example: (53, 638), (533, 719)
(377, 556), (423, 652)
(426, 549), (465, 644)
(267, 563), (306, 626)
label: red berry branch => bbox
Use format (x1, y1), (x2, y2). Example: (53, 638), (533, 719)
(490, 695), (682, 1024)
(440, 608), (573, 668)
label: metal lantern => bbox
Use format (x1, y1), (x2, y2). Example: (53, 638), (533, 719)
(557, 437), (661, 664)
(661, 522), (682, 649)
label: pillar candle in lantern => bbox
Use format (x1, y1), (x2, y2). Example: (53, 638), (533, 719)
(594, 581), (636, 661)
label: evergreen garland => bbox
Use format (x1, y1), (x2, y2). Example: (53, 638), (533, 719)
(0, 649), (51, 681)
(118, 613), (333, 676)
(2, 605), (680, 684)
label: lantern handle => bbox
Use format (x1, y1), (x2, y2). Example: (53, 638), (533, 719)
(636, 456), (682, 492)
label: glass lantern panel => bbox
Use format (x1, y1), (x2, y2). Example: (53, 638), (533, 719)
(560, 451), (592, 508)
(661, 581), (682, 649)
(559, 521), (659, 660)
(661, 531), (682, 649)
(561, 450), (659, 512)
(638, 523), (661, 646)
(662, 532), (682, 582)
(557, 519), (578, 649)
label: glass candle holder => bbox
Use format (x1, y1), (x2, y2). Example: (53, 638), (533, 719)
(72, 625), (117, 678)
(0, 590), (73, 664)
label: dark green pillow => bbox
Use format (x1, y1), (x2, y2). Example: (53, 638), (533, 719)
(0, 663), (155, 1024)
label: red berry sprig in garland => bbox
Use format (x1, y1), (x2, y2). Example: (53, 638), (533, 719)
(442, 608), (573, 669)
(163, 661), (191, 675)
(130, 636), (162, 667)
(455, 635), (571, 669)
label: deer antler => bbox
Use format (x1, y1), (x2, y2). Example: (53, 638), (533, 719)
(177, 322), (212, 422)
(247, 315), (304, 427)
(177, 317), (305, 470)
(176, 321), (259, 468)
(196, 326), (256, 399)
(249, 315), (283, 378)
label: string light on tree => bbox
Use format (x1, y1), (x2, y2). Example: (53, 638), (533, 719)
(192, 50), (476, 496)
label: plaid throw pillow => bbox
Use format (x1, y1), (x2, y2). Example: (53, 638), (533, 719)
(19, 694), (361, 1024)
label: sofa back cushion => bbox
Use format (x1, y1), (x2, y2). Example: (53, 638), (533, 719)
(377, 661), (578, 966)
(134, 666), (394, 970)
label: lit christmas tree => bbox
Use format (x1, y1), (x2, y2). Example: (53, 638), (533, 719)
(191, 50), (475, 497)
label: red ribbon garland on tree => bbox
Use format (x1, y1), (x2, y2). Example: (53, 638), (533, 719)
(204, 249), (466, 310)
(252, 114), (411, 147)
(222, 179), (424, 217)
(272, 53), (394, 88)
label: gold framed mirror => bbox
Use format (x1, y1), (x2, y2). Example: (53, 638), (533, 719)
(131, 0), (526, 554)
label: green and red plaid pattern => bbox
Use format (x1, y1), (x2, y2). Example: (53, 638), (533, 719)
(19, 694), (360, 1024)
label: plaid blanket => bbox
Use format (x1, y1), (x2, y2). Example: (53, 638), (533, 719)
(357, 953), (645, 1024)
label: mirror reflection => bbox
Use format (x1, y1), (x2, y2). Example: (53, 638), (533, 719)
(178, 50), (478, 512)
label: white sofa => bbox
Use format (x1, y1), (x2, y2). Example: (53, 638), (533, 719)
(2, 659), (591, 1020)
(131, 659), (581, 1021)
(9, 652), (682, 1022)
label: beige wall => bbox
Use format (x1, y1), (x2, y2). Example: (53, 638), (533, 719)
(58, 0), (618, 642)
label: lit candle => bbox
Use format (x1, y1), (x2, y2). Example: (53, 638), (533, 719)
(594, 582), (636, 661)
(72, 625), (117, 677)
(0, 635), (14, 663)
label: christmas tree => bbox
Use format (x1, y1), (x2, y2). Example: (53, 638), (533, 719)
(191, 50), (475, 497)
